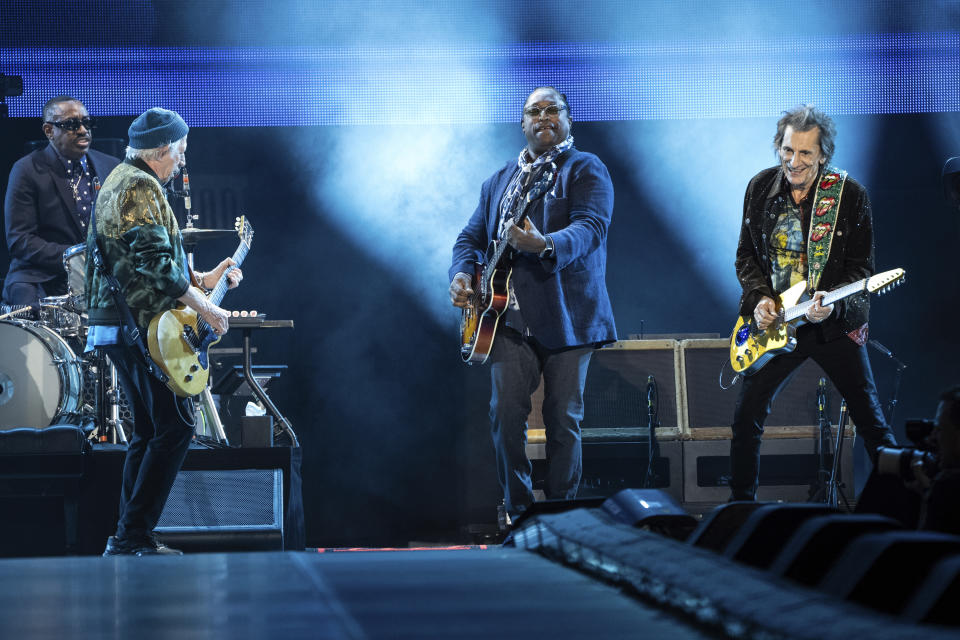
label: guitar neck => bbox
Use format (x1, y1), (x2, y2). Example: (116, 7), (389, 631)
(481, 195), (532, 289)
(208, 242), (248, 307)
(784, 278), (866, 321)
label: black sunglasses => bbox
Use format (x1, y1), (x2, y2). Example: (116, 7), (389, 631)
(45, 117), (97, 132)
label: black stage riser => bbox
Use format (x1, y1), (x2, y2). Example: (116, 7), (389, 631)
(0, 446), (302, 556)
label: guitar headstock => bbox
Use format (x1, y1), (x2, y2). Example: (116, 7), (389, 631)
(867, 268), (905, 294)
(235, 216), (254, 249)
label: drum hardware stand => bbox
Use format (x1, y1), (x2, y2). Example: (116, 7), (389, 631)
(195, 387), (230, 445)
(91, 351), (127, 445)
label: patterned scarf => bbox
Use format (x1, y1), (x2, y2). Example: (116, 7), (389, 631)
(497, 135), (574, 238)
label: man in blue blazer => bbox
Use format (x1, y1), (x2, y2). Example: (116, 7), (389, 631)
(3, 96), (120, 308)
(449, 86), (617, 518)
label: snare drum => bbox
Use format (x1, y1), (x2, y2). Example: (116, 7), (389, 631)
(0, 320), (83, 429)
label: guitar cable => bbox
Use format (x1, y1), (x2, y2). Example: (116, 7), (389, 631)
(718, 357), (741, 390)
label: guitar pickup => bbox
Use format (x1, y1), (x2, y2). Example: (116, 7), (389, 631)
(181, 325), (202, 353)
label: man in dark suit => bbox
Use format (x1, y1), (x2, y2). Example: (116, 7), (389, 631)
(2, 96), (120, 308)
(449, 86), (617, 518)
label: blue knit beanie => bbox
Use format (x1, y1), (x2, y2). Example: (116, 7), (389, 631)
(127, 108), (189, 149)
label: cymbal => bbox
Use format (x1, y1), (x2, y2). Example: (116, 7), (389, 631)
(180, 228), (236, 244)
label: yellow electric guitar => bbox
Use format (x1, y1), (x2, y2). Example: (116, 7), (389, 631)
(148, 217), (253, 397)
(729, 268), (905, 376)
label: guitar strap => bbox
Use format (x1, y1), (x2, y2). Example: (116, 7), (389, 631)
(806, 166), (847, 291)
(88, 208), (170, 384)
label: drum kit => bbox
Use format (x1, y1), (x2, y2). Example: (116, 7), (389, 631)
(0, 242), (128, 439)
(0, 229), (234, 440)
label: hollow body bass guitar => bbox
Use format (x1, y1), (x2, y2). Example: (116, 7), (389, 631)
(459, 166), (557, 364)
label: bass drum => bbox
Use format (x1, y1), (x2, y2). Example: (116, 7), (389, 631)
(0, 320), (82, 430)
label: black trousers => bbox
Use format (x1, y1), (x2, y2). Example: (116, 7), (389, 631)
(729, 324), (897, 501)
(101, 345), (195, 539)
(2, 276), (67, 309)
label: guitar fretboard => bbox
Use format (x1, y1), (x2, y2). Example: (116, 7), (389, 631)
(784, 278), (865, 322)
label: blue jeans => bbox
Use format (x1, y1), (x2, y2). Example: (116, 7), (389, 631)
(488, 327), (593, 515)
(730, 324), (897, 500)
(101, 344), (195, 540)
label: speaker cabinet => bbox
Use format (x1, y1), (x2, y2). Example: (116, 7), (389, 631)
(526, 430), (683, 504)
(683, 435), (855, 504)
(679, 338), (847, 435)
(155, 468), (284, 551)
(528, 340), (682, 438)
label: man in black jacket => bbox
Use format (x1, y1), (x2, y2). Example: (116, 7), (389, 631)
(2, 96), (119, 308)
(730, 105), (897, 501)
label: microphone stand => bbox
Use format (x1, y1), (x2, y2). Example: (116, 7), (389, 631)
(809, 377), (832, 503)
(868, 339), (906, 427)
(643, 375), (661, 488)
(170, 168), (230, 446)
(827, 400), (850, 509)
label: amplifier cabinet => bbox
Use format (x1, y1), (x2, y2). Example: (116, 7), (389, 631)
(528, 340), (683, 439)
(155, 468), (284, 551)
(679, 338), (848, 435)
(682, 434), (855, 504)
(527, 428), (683, 504)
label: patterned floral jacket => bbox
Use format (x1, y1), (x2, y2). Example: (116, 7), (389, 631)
(85, 160), (191, 329)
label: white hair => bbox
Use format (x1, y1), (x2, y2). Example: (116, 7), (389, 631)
(124, 135), (187, 161)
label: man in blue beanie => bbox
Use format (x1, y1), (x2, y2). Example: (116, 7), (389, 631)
(85, 107), (243, 556)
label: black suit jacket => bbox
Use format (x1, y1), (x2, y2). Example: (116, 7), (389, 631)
(3, 143), (120, 289)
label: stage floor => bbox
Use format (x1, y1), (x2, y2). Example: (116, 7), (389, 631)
(0, 547), (714, 639)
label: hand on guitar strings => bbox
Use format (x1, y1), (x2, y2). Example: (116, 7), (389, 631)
(503, 218), (548, 254)
(178, 287), (231, 336)
(197, 257), (243, 290)
(804, 291), (834, 324)
(450, 272), (474, 308)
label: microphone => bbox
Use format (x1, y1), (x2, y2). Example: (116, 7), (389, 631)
(868, 339), (893, 358)
(182, 168), (192, 212)
(817, 377), (826, 413)
(647, 375), (655, 408)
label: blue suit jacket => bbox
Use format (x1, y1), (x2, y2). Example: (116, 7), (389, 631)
(3, 143), (120, 289)
(450, 148), (617, 350)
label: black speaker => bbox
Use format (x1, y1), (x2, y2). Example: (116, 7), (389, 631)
(155, 468), (284, 551)
(721, 503), (837, 569)
(768, 514), (903, 586)
(903, 555), (960, 625)
(687, 501), (765, 552)
(819, 531), (960, 614)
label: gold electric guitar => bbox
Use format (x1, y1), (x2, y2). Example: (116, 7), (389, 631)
(729, 268), (905, 376)
(148, 217), (253, 397)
